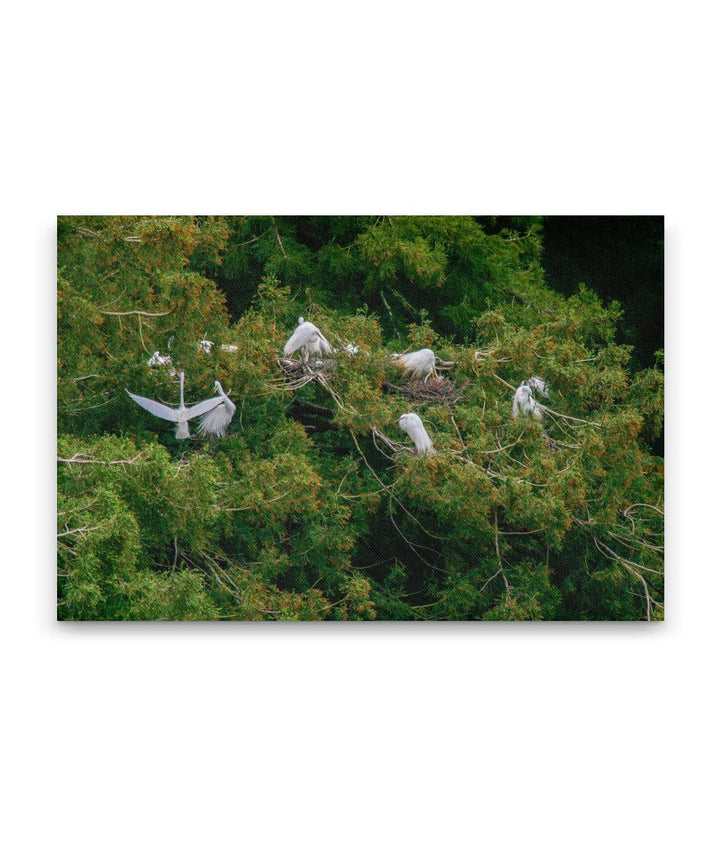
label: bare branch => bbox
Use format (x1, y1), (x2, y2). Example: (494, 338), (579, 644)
(99, 308), (173, 317)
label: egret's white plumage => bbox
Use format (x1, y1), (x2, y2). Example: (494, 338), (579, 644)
(512, 382), (543, 422)
(398, 412), (435, 456)
(526, 376), (549, 398)
(198, 339), (214, 354)
(394, 348), (437, 382)
(147, 351), (173, 368)
(197, 381), (237, 437)
(220, 344), (239, 352)
(284, 317), (333, 360)
(126, 371), (224, 439)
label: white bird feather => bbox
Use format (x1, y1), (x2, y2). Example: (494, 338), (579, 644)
(394, 348), (437, 382)
(512, 382), (543, 422)
(126, 371), (223, 439)
(526, 376), (549, 398)
(284, 317), (333, 359)
(197, 381), (237, 437)
(398, 412), (435, 456)
(147, 351), (173, 368)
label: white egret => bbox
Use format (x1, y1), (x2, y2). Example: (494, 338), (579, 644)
(198, 381), (237, 437)
(220, 344), (239, 352)
(126, 371), (224, 439)
(398, 412), (435, 456)
(284, 317), (333, 360)
(394, 348), (437, 382)
(527, 376), (549, 398)
(512, 382), (543, 422)
(198, 339), (214, 354)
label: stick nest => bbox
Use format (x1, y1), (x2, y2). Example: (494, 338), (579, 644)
(385, 376), (466, 406)
(274, 357), (336, 390)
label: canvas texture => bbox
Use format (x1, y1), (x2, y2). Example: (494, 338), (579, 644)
(57, 216), (664, 621)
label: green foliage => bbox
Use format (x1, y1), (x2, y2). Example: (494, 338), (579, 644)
(58, 216), (664, 620)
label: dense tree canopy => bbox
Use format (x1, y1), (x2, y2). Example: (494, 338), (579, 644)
(57, 215), (664, 620)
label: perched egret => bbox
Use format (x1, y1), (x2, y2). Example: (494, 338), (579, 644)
(398, 412), (435, 456)
(284, 317), (333, 360)
(198, 381), (237, 437)
(198, 339), (214, 354)
(512, 382), (543, 422)
(126, 371), (224, 439)
(220, 344), (239, 352)
(394, 348), (437, 382)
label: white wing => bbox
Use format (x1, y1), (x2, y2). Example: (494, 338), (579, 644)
(185, 395), (225, 419)
(198, 401), (236, 437)
(127, 390), (179, 422)
(395, 348), (435, 377)
(316, 331), (334, 355)
(284, 322), (318, 356)
(399, 413), (435, 456)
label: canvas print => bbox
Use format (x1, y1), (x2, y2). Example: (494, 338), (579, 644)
(57, 216), (664, 621)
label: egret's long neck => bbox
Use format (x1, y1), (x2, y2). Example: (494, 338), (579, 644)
(179, 372), (185, 409)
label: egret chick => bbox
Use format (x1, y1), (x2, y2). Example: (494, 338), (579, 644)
(398, 412), (435, 456)
(147, 351), (173, 368)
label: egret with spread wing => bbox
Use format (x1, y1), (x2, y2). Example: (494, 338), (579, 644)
(126, 371), (223, 439)
(284, 317), (333, 360)
(398, 412), (435, 456)
(394, 348), (437, 382)
(197, 380), (237, 437)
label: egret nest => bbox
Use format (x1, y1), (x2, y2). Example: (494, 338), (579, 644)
(275, 356), (337, 391)
(385, 375), (465, 406)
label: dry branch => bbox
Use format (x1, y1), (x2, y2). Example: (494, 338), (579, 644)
(384, 376), (466, 406)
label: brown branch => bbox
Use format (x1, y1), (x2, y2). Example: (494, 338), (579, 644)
(57, 525), (101, 538)
(538, 404), (601, 427)
(57, 453), (144, 466)
(99, 308), (173, 317)
(623, 503), (664, 518)
(270, 217), (287, 257)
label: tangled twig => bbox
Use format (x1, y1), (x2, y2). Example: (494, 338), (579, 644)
(384, 376), (466, 406)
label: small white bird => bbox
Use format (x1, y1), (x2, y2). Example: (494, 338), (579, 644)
(394, 348), (437, 382)
(126, 371), (225, 439)
(198, 339), (214, 354)
(398, 412), (435, 456)
(284, 317), (333, 360)
(147, 351), (173, 368)
(220, 344), (239, 352)
(512, 382), (543, 422)
(197, 381), (237, 437)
